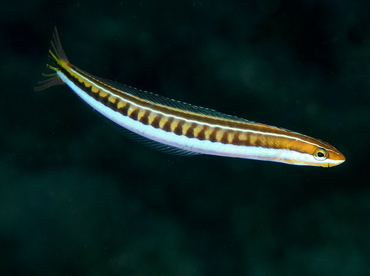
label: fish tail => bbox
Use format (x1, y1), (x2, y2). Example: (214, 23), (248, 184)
(34, 27), (69, 91)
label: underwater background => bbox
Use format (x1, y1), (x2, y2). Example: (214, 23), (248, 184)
(1, 0), (369, 275)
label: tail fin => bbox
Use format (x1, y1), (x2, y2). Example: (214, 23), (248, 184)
(34, 27), (69, 91)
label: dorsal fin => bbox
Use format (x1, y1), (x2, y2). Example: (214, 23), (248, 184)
(106, 78), (253, 122)
(78, 68), (254, 123)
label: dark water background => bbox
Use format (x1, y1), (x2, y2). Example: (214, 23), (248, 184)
(1, 0), (369, 275)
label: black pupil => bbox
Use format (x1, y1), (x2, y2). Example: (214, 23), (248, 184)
(317, 151), (324, 157)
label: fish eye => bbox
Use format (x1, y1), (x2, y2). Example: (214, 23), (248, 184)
(313, 147), (328, 161)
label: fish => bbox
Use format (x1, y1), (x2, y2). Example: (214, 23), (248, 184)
(35, 28), (345, 167)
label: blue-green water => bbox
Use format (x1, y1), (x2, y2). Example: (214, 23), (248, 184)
(1, 0), (369, 275)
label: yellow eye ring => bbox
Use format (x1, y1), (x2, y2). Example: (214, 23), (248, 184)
(313, 147), (328, 161)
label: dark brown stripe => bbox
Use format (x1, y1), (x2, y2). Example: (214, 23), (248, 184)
(139, 111), (150, 125)
(99, 94), (109, 105)
(231, 136), (241, 146)
(209, 128), (219, 142)
(196, 127), (206, 140)
(118, 103), (130, 116)
(129, 108), (139, 120)
(232, 133), (248, 146)
(185, 123), (195, 138)
(220, 131), (229, 144)
(174, 120), (185, 136)
(150, 115), (160, 129)
(162, 117), (174, 132)
(89, 89), (100, 101)
(107, 97), (117, 109)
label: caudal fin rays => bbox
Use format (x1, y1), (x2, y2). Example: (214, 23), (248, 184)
(34, 27), (69, 91)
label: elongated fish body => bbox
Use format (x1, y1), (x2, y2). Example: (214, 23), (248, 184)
(35, 28), (345, 167)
